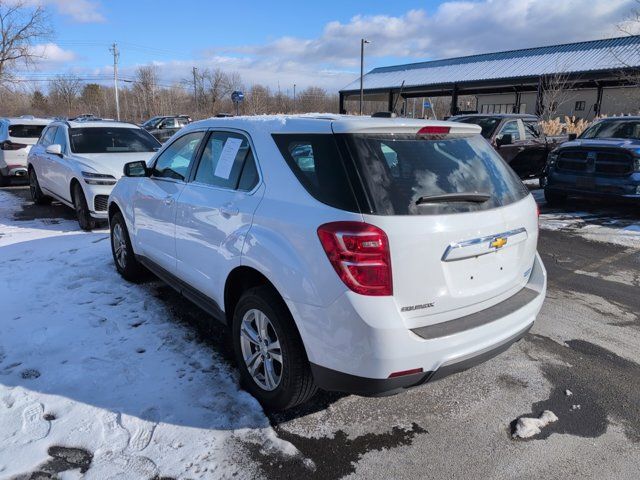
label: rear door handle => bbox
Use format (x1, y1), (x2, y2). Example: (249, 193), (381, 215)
(164, 196), (174, 206)
(220, 203), (239, 217)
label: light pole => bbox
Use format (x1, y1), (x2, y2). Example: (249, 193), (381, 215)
(359, 38), (370, 115)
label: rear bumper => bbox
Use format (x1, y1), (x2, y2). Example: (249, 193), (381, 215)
(310, 322), (532, 395)
(288, 252), (546, 394)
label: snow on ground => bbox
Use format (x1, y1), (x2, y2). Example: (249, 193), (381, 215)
(512, 410), (558, 439)
(0, 190), (295, 479)
(528, 187), (640, 248)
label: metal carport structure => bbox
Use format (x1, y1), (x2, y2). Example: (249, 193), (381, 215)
(339, 36), (640, 116)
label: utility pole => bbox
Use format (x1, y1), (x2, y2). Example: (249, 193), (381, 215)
(110, 43), (120, 120)
(359, 38), (370, 115)
(192, 66), (198, 113)
(293, 83), (296, 112)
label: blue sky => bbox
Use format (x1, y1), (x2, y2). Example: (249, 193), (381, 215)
(22, 0), (640, 91)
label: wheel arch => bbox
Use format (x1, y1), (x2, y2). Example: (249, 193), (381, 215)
(224, 266), (281, 325)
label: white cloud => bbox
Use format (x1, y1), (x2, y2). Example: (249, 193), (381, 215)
(31, 0), (105, 23)
(39, 0), (640, 91)
(31, 43), (77, 63)
(199, 0), (637, 90)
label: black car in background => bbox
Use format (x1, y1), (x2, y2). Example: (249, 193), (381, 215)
(543, 117), (640, 205)
(450, 113), (563, 182)
(141, 115), (191, 142)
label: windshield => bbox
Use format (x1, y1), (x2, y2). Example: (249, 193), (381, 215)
(452, 117), (501, 139)
(69, 127), (161, 154)
(8, 124), (47, 139)
(343, 133), (528, 215)
(580, 120), (640, 140)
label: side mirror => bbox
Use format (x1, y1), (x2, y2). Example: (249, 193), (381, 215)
(567, 133), (577, 141)
(46, 144), (62, 156)
(123, 161), (150, 177)
(497, 134), (512, 147)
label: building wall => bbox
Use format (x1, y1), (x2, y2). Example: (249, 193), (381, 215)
(476, 87), (640, 120)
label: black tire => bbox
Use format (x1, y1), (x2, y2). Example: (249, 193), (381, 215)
(232, 286), (317, 410)
(110, 210), (146, 282)
(544, 188), (567, 207)
(29, 168), (52, 205)
(0, 174), (9, 187)
(72, 182), (96, 231)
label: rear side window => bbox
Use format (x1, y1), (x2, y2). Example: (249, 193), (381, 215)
(69, 127), (160, 153)
(523, 121), (541, 140)
(9, 124), (46, 139)
(272, 134), (360, 212)
(343, 134), (528, 215)
(194, 132), (255, 189)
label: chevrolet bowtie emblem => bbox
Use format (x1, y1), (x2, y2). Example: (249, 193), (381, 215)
(490, 237), (508, 249)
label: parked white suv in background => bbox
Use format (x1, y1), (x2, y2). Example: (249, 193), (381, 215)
(27, 119), (161, 229)
(0, 116), (52, 186)
(108, 115), (547, 410)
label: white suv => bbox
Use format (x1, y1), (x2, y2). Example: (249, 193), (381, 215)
(27, 119), (161, 229)
(108, 115), (547, 410)
(0, 116), (52, 186)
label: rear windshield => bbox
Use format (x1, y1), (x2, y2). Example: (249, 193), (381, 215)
(580, 120), (640, 140)
(451, 117), (500, 138)
(274, 133), (528, 215)
(8, 124), (46, 139)
(346, 134), (528, 215)
(69, 127), (161, 154)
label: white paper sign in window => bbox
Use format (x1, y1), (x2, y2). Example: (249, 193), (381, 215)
(213, 137), (243, 179)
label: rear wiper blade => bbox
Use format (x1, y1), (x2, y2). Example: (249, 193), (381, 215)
(415, 192), (491, 205)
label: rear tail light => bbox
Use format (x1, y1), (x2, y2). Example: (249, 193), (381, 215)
(417, 126), (450, 135)
(317, 221), (392, 296)
(1, 140), (27, 151)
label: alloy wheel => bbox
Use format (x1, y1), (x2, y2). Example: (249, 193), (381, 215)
(29, 171), (37, 199)
(239, 308), (283, 391)
(112, 222), (127, 269)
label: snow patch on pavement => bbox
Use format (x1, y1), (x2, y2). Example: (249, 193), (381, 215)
(512, 410), (559, 439)
(0, 190), (297, 478)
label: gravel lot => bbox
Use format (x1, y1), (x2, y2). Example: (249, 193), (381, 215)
(1, 184), (639, 479)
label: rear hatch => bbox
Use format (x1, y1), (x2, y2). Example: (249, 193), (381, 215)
(334, 121), (538, 327)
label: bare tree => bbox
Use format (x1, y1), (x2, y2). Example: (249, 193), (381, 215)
(0, 0), (52, 85)
(133, 65), (159, 118)
(49, 75), (82, 116)
(540, 69), (580, 121)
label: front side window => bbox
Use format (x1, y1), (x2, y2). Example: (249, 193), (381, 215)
(343, 133), (529, 215)
(497, 121), (521, 142)
(580, 120), (640, 140)
(69, 127), (161, 154)
(39, 126), (57, 147)
(152, 131), (205, 180)
(53, 127), (68, 152)
(194, 132), (256, 190)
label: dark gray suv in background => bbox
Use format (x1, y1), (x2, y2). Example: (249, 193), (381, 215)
(141, 115), (191, 142)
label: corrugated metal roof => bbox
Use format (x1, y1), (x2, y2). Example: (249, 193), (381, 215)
(341, 36), (640, 92)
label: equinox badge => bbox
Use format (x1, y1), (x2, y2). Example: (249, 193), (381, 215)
(490, 237), (508, 249)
